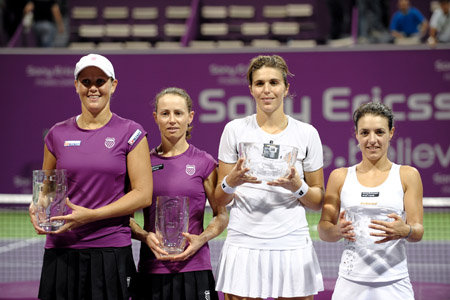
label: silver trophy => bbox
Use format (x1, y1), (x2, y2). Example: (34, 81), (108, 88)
(345, 205), (406, 249)
(155, 196), (189, 255)
(239, 142), (298, 182)
(32, 169), (67, 232)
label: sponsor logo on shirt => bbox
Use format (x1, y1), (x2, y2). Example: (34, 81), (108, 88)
(361, 192), (380, 197)
(128, 129), (142, 145)
(64, 140), (81, 147)
(185, 164), (196, 176)
(360, 202), (378, 205)
(104, 137), (115, 148)
(152, 164), (164, 172)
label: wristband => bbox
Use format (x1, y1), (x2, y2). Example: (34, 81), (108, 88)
(404, 224), (412, 239)
(221, 175), (236, 194)
(293, 179), (309, 198)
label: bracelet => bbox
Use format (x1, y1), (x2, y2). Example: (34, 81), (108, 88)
(293, 179), (309, 198)
(221, 175), (236, 194)
(404, 224), (412, 239)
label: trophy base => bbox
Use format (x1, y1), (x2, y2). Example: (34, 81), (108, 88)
(161, 246), (184, 256)
(39, 221), (64, 232)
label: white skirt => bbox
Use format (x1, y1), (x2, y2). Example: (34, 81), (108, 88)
(215, 238), (324, 298)
(332, 276), (414, 300)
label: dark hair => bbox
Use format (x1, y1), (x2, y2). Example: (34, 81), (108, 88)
(353, 102), (394, 130)
(247, 55), (293, 87)
(154, 87), (193, 140)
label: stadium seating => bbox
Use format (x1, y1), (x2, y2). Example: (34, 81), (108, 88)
(67, 0), (325, 48)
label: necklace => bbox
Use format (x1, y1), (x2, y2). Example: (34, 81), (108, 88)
(264, 116), (288, 134)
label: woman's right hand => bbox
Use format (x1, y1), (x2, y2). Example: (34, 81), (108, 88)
(338, 211), (355, 242)
(145, 232), (170, 259)
(226, 158), (261, 187)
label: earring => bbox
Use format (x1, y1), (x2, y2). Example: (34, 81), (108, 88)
(357, 144), (360, 148)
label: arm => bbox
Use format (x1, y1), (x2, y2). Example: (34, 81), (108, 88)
(215, 161), (236, 206)
(419, 19), (428, 37)
(301, 168), (325, 211)
(318, 168), (354, 242)
(428, 27), (438, 46)
(130, 216), (168, 258)
(266, 167), (324, 211)
(390, 15), (404, 39)
(391, 30), (404, 39)
(428, 11), (439, 46)
(51, 3), (64, 33)
(53, 137), (153, 232)
(214, 159), (259, 207)
(401, 166), (424, 242)
(130, 216), (147, 243)
(368, 166), (424, 243)
(172, 168), (229, 261)
(198, 167), (228, 244)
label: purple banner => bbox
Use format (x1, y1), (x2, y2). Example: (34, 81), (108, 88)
(1, 49), (449, 197)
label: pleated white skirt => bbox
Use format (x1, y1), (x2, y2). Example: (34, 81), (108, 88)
(215, 238), (324, 298)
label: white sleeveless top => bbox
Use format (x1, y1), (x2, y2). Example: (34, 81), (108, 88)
(338, 163), (409, 282)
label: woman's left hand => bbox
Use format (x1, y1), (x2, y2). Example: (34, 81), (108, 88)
(266, 167), (302, 192)
(50, 198), (94, 234)
(370, 213), (410, 243)
(167, 233), (204, 262)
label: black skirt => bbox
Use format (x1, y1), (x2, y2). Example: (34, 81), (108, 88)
(132, 270), (219, 300)
(38, 246), (136, 300)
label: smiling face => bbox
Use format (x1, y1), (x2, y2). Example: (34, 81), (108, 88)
(356, 114), (394, 162)
(74, 66), (117, 114)
(249, 66), (289, 115)
(153, 93), (194, 142)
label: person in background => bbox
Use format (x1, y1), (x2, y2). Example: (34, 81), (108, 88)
(23, 0), (64, 47)
(357, 0), (391, 44)
(326, 0), (348, 40)
(318, 102), (424, 300)
(428, 0), (450, 46)
(130, 87), (228, 300)
(1, 0), (28, 42)
(389, 0), (428, 42)
(214, 55), (324, 300)
(29, 53), (153, 300)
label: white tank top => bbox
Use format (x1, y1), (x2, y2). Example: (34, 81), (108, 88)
(338, 163), (409, 282)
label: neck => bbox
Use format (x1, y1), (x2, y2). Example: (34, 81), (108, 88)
(78, 110), (112, 130)
(256, 110), (288, 134)
(358, 157), (392, 173)
(158, 137), (189, 157)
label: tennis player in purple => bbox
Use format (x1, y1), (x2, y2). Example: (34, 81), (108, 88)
(130, 87), (228, 300)
(29, 54), (153, 300)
